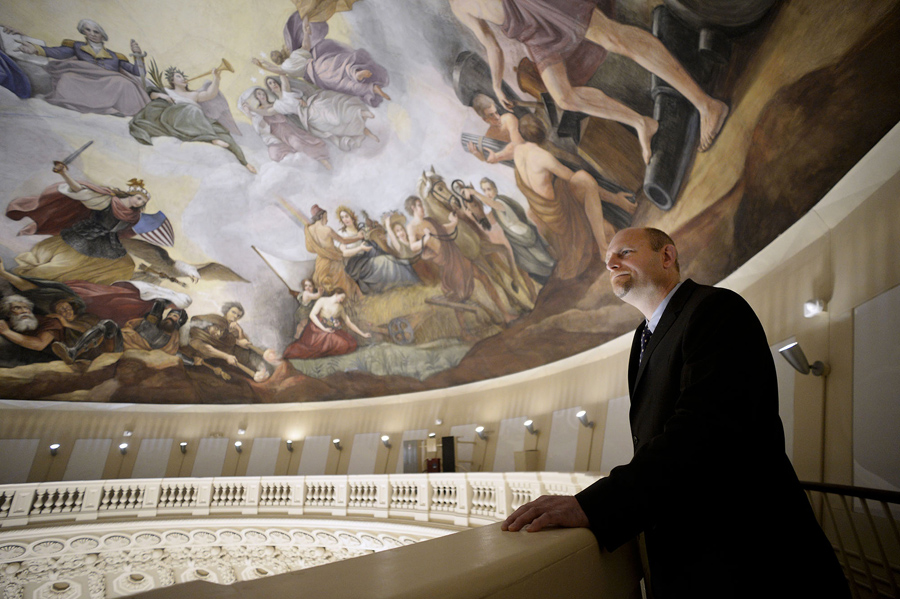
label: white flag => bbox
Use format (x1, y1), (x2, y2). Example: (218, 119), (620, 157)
(252, 246), (315, 291)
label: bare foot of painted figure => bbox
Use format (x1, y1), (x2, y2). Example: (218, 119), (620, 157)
(698, 99), (729, 152)
(637, 116), (660, 165)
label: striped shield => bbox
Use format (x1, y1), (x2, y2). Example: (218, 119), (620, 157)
(132, 211), (174, 247)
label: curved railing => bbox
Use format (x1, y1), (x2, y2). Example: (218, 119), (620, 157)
(0, 472), (601, 529)
(801, 481), (900, 599)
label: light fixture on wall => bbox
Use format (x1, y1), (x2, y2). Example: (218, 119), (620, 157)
(779, 342), (830, 376)
(332, 438), (343, 451)
(123, 430), (133, 437)
(286, 439), (294, 452)
(428, 432), (436, 438)
(179, 442), (188, 454)
(49, 443), (60, 457)
(119, 443), (129, 455)
(576, 410), (594, 428)
(523, 420), (538, 435)
(234, 441), (243, 453)
(475, 426), (487, 441)
(381, 435), (391, 448)
(803, 299), (827, 318)
(435, 418), (443, 426)
(237, 427), (246, 436)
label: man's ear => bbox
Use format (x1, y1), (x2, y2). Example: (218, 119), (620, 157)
(661, 244), (678, 269)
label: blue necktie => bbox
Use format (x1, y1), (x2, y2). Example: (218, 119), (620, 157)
(639, 326), (652, 364)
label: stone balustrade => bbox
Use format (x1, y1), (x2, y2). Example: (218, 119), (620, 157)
(0, 472), (602, 529)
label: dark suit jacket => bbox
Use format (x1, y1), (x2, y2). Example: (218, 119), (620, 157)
(576, 280), (847, 598)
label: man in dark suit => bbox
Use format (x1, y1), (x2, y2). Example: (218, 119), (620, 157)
(502, 228), (848, 598)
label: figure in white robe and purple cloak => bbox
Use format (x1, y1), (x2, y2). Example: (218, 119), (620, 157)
(257, 13), (390, 108)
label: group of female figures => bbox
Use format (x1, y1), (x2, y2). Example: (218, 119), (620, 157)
(283, 204), (419, 360)
(240, 15), (385, 170)
(240, 74), (377, 170)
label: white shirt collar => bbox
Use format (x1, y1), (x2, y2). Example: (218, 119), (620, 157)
(646, 281), (683, 333)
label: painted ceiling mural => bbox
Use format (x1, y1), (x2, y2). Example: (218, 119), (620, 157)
(0, 0), (897, 403)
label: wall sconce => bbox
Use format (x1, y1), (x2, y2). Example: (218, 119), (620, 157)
(118, 443), (129, 455)
(523, 420), (538, 435)
(475, 426), (487, 441)
(576, 410), (594, 428)
(234, 441), (243, 453)
(123, 430), (133, 437)
(179, 442), (188, 454)
(435, 418), (443, 426)
(286, 439), (294, 452)
(381, 435), (391, 448)
(237, 428), (246, 436)
(779, 342), (830, 376)
(332, 438), (343, 451)
(803, 299), (827, 318)
(428, 432), (436, 438)
(49, 443), (60, 457)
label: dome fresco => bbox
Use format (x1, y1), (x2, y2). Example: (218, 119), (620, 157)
(0, 0), (897, 403)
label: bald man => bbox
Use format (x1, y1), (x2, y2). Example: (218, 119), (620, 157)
(502, 228), (849, 599)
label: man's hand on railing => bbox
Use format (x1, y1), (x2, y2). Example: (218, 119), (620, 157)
(501, 494), (590, 533)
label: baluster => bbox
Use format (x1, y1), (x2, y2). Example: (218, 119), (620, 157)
(51, 489), (64, 513)
(72, 488), (84, 511)
(62, 489), (73, 513)
(31, 490), (44, 514)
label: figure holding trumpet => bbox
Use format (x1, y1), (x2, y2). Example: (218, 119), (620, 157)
(129, 60), (257, 173)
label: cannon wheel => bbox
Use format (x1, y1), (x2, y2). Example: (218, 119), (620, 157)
(388, 317), (415, 345)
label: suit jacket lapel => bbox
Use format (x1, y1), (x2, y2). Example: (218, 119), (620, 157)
(632, 279), (697, 393)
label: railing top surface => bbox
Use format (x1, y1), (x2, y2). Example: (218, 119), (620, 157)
(0, 471), (599, 492)
(800, 480), (900, 504)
